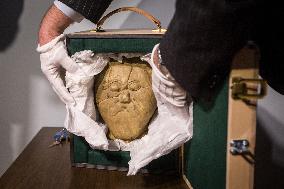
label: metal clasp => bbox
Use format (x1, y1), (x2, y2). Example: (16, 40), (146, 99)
(231, 77), (266, 105)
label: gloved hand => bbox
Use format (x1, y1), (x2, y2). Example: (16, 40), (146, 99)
(127, 44), (193, 175)
(37, 34), (78, 105)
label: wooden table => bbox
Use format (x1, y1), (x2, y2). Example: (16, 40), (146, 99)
(0, 127), (188, 189)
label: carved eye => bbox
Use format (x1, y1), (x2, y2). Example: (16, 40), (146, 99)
(128, 81), (141, 91)
(109, 81), (121, 92)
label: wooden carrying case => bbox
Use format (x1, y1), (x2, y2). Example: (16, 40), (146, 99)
(66, 7), (265, 189)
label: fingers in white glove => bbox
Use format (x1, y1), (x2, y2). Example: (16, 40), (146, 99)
(142, 44), (187, 107)
(54, 42), (79, 73)
(37, 34), (79, 104)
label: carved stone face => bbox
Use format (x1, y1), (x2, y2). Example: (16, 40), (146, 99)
(95, 61), (157, 141)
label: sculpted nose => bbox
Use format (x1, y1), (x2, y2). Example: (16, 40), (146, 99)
(119, 91), (131, 103)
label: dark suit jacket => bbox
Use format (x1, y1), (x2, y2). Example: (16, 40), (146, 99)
(59, 0), (284, 101)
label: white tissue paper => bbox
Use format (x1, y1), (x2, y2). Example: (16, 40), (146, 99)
(65, 50), (110, 150)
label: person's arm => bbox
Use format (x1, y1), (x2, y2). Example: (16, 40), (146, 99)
(38, 0), (113, 45)
(38, 5), (73, 45)
(159, 0), (255, 102)
(57, 0), (112, 22)
(39, 0), (86, 45)
(37, 4), (81, 105)
(37, 1), (113, 105)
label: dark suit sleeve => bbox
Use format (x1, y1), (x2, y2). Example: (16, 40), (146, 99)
(58, 0), (113, 23)
(159, 0), (255, 101)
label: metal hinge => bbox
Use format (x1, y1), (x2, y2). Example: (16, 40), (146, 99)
(231, 77), (266, 105)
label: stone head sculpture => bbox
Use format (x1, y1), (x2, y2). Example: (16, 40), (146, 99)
(95, 58), (157, 141)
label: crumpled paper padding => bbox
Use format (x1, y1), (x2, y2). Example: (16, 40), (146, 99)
(64, 50), (110, 150)
(65, 105), (109, 149)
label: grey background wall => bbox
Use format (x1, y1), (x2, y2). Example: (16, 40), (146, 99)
(0, 0), (283, 188)
(0, 0), (59, 176)
(255, 87), (284, 188)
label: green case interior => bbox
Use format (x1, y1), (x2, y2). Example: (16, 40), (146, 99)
(184, 83), (228, 189)
(67, 35), (228, 188)
(71, 134), (179, 173)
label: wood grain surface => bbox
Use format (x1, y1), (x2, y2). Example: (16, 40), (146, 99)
(0, 127), (188, 189)
(226, 47), (259, 189)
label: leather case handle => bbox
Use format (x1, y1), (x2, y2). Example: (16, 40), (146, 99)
(95, 7), (162, 32)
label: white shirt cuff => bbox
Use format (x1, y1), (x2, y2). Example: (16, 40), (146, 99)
(54, 0), (84, 23)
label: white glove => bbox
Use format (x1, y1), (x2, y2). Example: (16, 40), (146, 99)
(127, 44), (193, 175)
(65, 50), (115, 150)
(37, 34), (78, 104)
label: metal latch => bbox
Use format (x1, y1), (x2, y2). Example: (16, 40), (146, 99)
(230, 139), (255, 164)
(231, 77), (266, 105)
